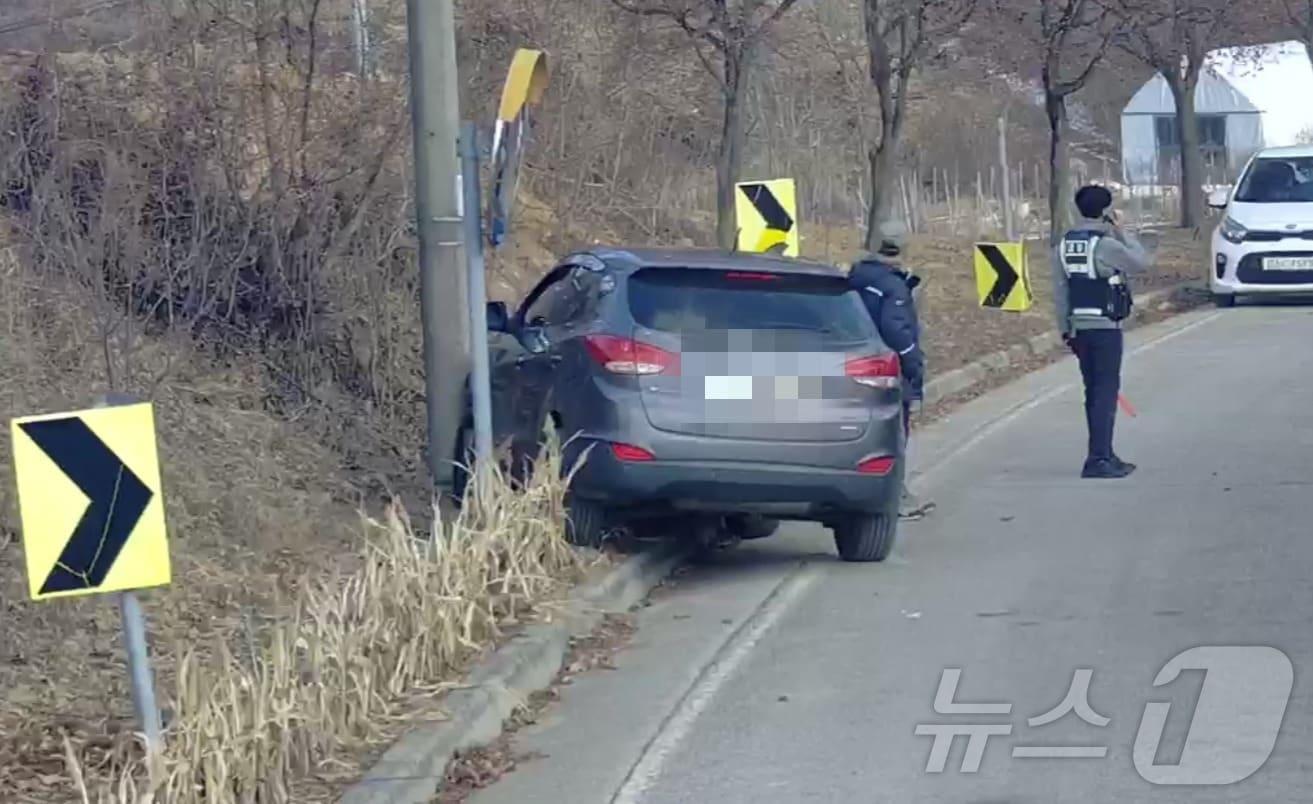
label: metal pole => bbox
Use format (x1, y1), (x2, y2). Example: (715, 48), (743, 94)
(459, 122), (494, 472)
(405, 0), (468, 491)
(999, 115), (1014, 241)
(119, 590), (163, 758)
(94, 393), (163, 762)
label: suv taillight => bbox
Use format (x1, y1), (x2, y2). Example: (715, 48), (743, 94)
(857, 455), (897, 475)
(844, 353), (900, 388)
(583, 334), (679, 375)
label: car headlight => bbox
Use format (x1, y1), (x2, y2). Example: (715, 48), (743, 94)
(1220, 216), (1248, 244)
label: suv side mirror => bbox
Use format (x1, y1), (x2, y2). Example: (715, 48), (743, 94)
(486, 301), (510, 332)
(1207, 188), (1229, 210)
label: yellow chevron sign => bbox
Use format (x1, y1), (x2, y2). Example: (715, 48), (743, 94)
(974, 241), (1032, 312)
(496, 49), (549, 123)
(12, 402), (170, 601)
(488, 49), (551, 249)
(736, 179), (799, 257)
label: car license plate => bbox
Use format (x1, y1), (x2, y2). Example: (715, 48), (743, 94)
(773, 375), (800, 400)
(704, 375), (753, 400)
(1263, 256), (1313, 271)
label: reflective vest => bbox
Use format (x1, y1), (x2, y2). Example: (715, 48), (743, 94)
(1060, 229), (1132, 321)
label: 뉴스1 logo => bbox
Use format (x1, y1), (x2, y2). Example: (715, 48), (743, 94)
(916, 645), (1293, 785)
(1134, 646), (1292, 785)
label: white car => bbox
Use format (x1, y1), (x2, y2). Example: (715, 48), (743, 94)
(1209, 145), (1313, 307)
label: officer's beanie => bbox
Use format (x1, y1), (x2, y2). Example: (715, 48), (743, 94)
(1074, 185), (1113, 219)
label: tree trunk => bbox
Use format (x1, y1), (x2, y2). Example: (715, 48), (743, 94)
(1045, 89), (1071, 246)
(863, 115), (902, 251)
(715, 52), (749, 251)
(1302, 3), (1313, 83)
(252, 0), (286, 200)
(1304, 29), (1313, 94)
(1167, 71), (1203, 229)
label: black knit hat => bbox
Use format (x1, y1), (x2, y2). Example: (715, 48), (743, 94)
(1075, 185), (1114, 220)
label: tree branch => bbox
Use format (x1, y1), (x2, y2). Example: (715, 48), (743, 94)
(609, 0), (727, 51)
(749, 0), (801, 40)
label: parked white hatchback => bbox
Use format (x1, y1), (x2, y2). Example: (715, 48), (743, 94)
(1209, 145), (1313, 307)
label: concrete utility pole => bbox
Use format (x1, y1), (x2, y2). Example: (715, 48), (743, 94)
(405, 0), (468, 490)
(998, 114), (1015, 242)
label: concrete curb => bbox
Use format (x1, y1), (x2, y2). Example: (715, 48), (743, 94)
(340, 545), (686, 804)
(923, 282), (1198, 405)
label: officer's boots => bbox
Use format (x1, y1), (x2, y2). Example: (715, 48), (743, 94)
(1081, 455), (1136, 479)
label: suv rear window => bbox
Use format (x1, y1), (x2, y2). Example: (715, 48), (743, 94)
(627, 267), (873, 342)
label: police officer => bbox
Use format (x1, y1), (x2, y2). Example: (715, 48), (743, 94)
(850, 220), (934, 519)
(1054, 185), (1152, 479)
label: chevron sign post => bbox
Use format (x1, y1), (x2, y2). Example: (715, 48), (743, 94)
(11, 396), (170, 758)
(974, 241), (1032, 312)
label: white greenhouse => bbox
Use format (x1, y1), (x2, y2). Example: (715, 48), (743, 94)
(1120, 41), (1313, 188)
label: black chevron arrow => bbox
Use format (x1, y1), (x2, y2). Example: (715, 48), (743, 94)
(740, 183), (794, 233)
(979, 244), (1018, 308)
(19, 416), (153, 594)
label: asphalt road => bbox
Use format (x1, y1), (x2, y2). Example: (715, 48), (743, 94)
(473, 304), (1313, 804)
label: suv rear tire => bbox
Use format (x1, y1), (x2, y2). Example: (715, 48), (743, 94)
(833, 513), (898, 562)
(565, 495), (610, 549)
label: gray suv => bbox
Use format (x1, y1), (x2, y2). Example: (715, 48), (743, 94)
(457, 247), (906, 562)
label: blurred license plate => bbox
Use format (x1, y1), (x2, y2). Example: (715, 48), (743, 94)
(1264, 256), (1313, 271)
(704, 376), (753, 400)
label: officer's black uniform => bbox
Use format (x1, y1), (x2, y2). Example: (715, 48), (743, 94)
(1054, 186), (1151, 479)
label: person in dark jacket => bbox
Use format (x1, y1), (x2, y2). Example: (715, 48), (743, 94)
(849, 220), (934, 520)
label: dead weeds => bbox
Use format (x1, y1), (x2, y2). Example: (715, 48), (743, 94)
(0, 238), (596, 802)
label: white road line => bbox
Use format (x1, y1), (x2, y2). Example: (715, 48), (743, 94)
(609, 563), (821, 804)
(608, 308), (1224, 804)
(914, 310), (1223, 488)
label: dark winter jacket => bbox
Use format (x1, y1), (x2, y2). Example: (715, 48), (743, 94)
(848, 257), (926, 401)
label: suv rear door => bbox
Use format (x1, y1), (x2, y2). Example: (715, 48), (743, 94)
(625, 267), (894, 443)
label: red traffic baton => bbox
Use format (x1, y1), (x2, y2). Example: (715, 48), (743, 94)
(1118, 393), (1138, 418)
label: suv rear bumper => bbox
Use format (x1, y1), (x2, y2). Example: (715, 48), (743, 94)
(567, 441), (901, 520)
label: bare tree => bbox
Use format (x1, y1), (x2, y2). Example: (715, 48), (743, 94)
(1278, 0), (1313, 69)
(860, 0), (975, 250)
(611, 0), (800, 249)
(991, 0), (1124, 244)
(1112, 0), (1234, 229)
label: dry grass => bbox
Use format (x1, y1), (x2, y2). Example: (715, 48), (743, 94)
(0, 234), (593, 802)
(29, 444), (589, 804)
